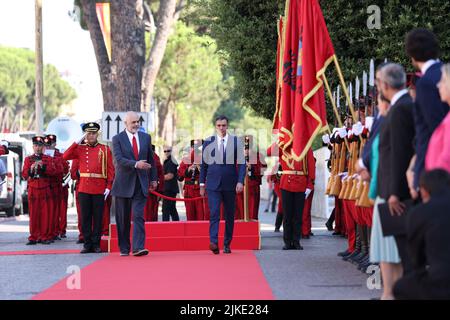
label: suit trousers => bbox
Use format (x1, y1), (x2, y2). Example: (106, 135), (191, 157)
(162, 191), (179, 221)
(114, 178), (147, 253)
(78, 192), (104, 250)
(207, 190), (236, 246)
(281, 189), (305, 245)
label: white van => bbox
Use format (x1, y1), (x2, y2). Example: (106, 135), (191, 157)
(0, 152), (23, 217)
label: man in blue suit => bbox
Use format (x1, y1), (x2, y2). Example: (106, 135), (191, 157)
(200, 115), (246, 254)
(405, 28), (449, 196)
(111, 111), (158, 257)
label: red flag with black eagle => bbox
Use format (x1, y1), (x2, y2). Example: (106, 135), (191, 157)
(279, 0), (335, 166)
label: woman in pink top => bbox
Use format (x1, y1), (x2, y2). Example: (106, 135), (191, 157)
(426, 64), (450, 173)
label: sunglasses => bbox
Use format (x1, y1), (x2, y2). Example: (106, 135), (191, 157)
(164, 150), (171, 153)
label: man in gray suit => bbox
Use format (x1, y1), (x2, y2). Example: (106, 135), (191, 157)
(111, 111), (157, 256)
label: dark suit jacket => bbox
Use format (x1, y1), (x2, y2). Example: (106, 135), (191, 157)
(413, 62), (449, 187)
(199, 135), (246, 191)
(378, 93), (415, 200)
(111, 130), (157, 198)
(406, 190), (450, 287)
(361, 115), (385, 172)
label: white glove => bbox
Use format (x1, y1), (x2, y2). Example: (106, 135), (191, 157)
(305, 188), (312, 199)
(103, 188), (110, 200)
(77, 134), (86, 144)
(322, 134), (330, 144)
(338, 127), (347, 138)
(352, 122), (364, 136)
(365, 116), (374, 131)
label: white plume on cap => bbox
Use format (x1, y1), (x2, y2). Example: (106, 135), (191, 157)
(322, 134), (330, 144)
(352, 122), (364, 136)
(365, 116), (374, 131)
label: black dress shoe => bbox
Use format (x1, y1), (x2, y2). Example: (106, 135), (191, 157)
(332, 231), (341, 236)
(60, 234), (67, 239)
(223, 246), (231, 254)
(26, 240), (37, 245)
(292, 242), (304, 250)
(309, 232), (314, 236)
(41, 240), (51, 245)
(282, 244), (293, 250)
(325, 221), (334, 231)
(80, 248), (92, 254)
(337, 250), (351, 257)
(53, 236), (61, 241)
(209, 243), (219, 254)
(93, 247), (102, 253)
(132, 249), (149, 256)
(302, 235), (310, 239)
(76, 239), (84, 244)
(274, 228), (280, 233)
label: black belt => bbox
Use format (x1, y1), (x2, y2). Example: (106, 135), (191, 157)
(185, 180), (199, 185)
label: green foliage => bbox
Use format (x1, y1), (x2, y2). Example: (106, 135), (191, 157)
(155, 21), (222, 135)
(0, 46), (77, 129)
(191, 0), (450, 124)
(192, 0), (285, 120)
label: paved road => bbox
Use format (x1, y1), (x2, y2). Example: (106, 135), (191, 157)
(0, 199), (381, 300)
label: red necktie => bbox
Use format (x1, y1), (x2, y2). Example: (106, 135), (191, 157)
(132, 135), (139, 160)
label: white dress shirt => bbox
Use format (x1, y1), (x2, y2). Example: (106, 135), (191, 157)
(421, 59), (439, 75)
(217, 133), (229, 151)
(126, 129), (140, 154)
(390, 89), (409, 106)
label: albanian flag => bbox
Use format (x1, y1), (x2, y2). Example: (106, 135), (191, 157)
(279, 0), (335, 166)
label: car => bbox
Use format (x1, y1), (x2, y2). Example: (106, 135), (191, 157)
(0, 151), (23, 217)
(0, 133), (33, 214)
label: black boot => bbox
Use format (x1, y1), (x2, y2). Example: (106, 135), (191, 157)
(343, 223), (361, 261)
(274, 212), (283, 232)
(326, 208), (335, 231)
(351, 225), (368, 264)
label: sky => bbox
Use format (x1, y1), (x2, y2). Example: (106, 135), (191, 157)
(0, 0), (103, 125)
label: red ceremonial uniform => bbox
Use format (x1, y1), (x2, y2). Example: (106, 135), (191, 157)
(54, 149), (69, 237)
(63, 142), (114, 194)
(144, 152), (164, 221)
(236, 152), (266, 220)
(178, 153), (203, 221)
(280, 149), (315, 193)
(23, 154), (57, 242)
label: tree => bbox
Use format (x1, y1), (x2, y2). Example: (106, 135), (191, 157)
(154, 21), (222, 145)
(193, 0), (450, 123)
(75, 0), (185, 113)
(0, 46), (76, 131)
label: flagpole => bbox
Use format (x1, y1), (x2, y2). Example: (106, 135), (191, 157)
(332, 56), (357, 123)
(322, 74), (349, 151)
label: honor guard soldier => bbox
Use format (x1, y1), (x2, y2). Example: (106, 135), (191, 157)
(178, 139), (204, 220)
(63, 122), (115, 253)
(23, 136), (58, 245)
(45, 134), (69, 239)
(236, 136), (266, 220)
(279, 149), (315, 250)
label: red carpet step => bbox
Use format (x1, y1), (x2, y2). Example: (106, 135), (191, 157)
(101, 220), (260, 252)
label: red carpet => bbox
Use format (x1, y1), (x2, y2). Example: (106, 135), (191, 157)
(0, 249), (80, 256)
(33, 251), (274, 300)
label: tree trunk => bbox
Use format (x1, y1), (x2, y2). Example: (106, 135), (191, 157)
(141, 0), (178, 112)
(80, 0), (116, 111)
(111, 0), (145, 111)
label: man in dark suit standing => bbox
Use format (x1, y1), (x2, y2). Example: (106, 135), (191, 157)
(200, 115), (246, 254)
(405, 28), (449, 196)
(394, 170), (450, 299)
(111, 111), (158, 257)
(377, 63), (416, 274)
